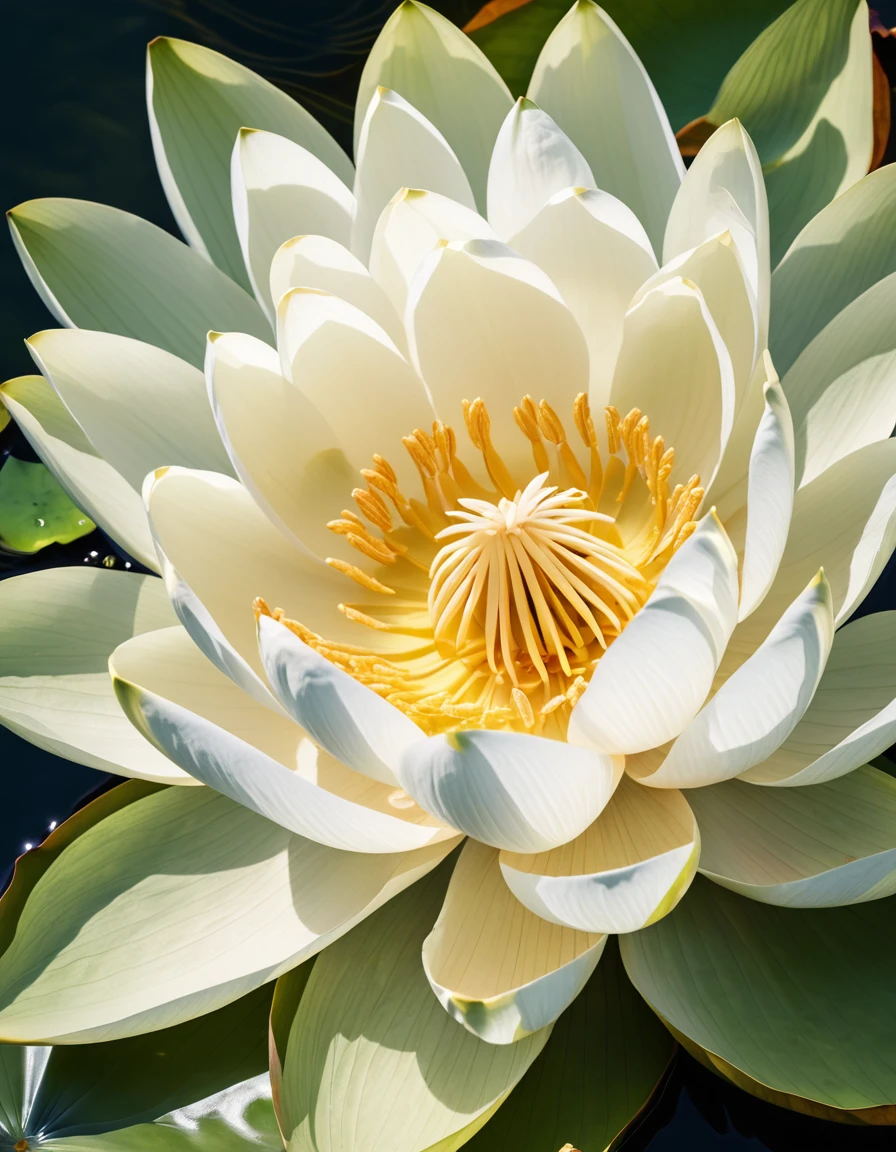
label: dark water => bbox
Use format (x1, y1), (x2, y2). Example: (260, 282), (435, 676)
(3, 2), (896, 1146)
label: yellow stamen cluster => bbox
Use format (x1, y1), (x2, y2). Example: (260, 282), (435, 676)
(260, 393), (702, 737)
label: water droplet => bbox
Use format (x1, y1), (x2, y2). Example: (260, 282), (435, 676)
(49, 820), (57, 831)
(23, 843), (33, 852)
(35, 517), (45, 527)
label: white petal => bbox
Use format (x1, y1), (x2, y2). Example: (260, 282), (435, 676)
(354, 1), (512, 210)
(269, 234), (405, 353)
(1, 375), (155, 570)
(643, 573), (833, 789)
(112, 626), (455, 853)
(783, 272), (896, 486)
(406, 237), (589, 466)
(206, 331), (354, 559)
(487, 97), (594, 240)
(741, 611), (896, 786)
(231, 129), (354, 323)
(27, 328), (233, 491)
(396, 728), (623, 854)
(501, 776), (700, 934)
(351, 88), (476, 262)
(0, 568), (187, 783)
(569, 513), (739, 755)
(257, 612), (423, 789)
(423, 839), (605, 1044)
(688, 766), (896, 907)
(527, 0), (684, 254)
(737, 377), (796, 619)
(508, 187), (657, 408)
(609, 277), (736, 492)
(369, 187), (496, 319)
(664, 119), (769, 352)
(276, 288), (434, 491)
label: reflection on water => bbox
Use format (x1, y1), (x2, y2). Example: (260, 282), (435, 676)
(3, 1), (896, 1147)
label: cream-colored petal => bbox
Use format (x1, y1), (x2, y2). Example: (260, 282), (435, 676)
(112, 626), (455, 854)
(0, 568), (187, 783)
(663, 119), (769, 351)
(486, 97), (594, 240)
(27, 329), (233, 491)
(397, 729), (623, 854)
(352, 87), (476, 262)
(422, 839), (605, 1044)
(527, 0), (683, 254)
(1, 375), (155, 570)
(737, 377), (796, 620)
(783, 272), (896, 486)
(206, 331), (354, 559)
(269, 235), (405, 353)
(257, 613), (423, 788)
(406, 237), (589, 467)
(688, 766), (896, 907)
(609, 277), (735, 491)
(354, 1), (512, 211)
(501, 776), (699, 935)
(276, 287), (434, 491)
(508, 187), (656, 408)
(369, 187), (496, 320)
(740, 611), (896, 786)
(231, 128), (354, 323)
(569, 514), (739, 755)
(643, 573), (833, 789)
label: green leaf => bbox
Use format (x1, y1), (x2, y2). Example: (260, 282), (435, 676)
(467, 0), (791, 129)
(462, 938), (674, 1152)
(620, 874), (896, 1110)
(8, 199), (270, 369)
(0, 457), (93, 553)
(278, 855), (550, 1152)
(148, 37), (353, 290)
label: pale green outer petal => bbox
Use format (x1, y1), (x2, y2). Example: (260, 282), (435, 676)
(27, 328), (233, 490)
(736, 378), (795, 620)
(740, 611), (896, 786)
(527, 0), (684, 255)
(369, 188), (497, 319)
(633, 232), (757, 410)
(688, 766), (896, 907)
(276, 287), (434, 492)
(257, 613), (423, 789)
(508, 186), (656, 408)
(0, 785), (452, 1044)
(569, 514), (739, 755)
(7, 199), (269, 369)
(642, 573), (833, 789)
(206, 330), (355, 560)
(280, 860), (549, 1152)
(0, 375), (155, 570)
(147, 36), (352, 289)
(620, 874), (896, 1109)
(663, 119), (769, 353)
(0, 568), (189, 783)
(269, 235), (405, 353)
(422, 839), (605, 1044)
(396, 729), (623, 854)
(770, 165), (896, 375)
(486, 97), (594, 240)
(353, 1), (512, 212)
(231, 128), (354, 323)
(609, 278), (736, 492)
(352, 88), (477, 263)
(500, 775), (699, 935)
(112, 628), (456, 854)
(405, 237), (589, 470)
(782, 272), (896, 486)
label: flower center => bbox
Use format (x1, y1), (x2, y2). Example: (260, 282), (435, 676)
(257, 393), (703, 737)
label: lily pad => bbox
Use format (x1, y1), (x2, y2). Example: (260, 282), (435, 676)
(0, 457), (94, 553)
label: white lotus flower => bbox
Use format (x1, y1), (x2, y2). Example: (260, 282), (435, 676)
(3, 0), (896, 1143)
